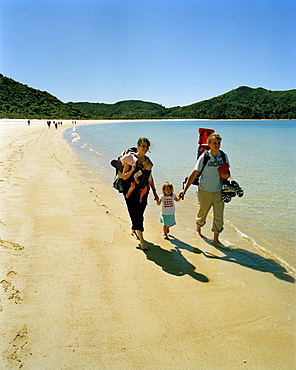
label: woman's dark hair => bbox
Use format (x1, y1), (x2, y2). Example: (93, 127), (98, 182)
(137, 137), (151, 147)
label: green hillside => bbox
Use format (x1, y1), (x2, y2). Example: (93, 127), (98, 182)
(165, 86), (296, 120)
(0, 74), (90, 119)
(68, 100), (166, 119)
(0, 74), (295, 119)
(69, 86), (296, 120)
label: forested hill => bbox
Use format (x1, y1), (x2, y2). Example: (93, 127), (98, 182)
(1, 74), (295, 119)
(69, 100), (166, 119)
(69, 87), (296, 120)
(165, 86), (296, 120)
(0, 74), (90, 119)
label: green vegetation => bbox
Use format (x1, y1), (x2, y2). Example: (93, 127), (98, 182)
(1, 74), (295, 120)
(0, 74), (90, 119)
(69, 86), (296, 120)
(165, 86), (296, 120)
(68, 100), (166, 119)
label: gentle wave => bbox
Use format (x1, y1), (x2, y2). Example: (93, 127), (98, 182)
(224, 220), (296, 275)
(71, 127), (81, 143)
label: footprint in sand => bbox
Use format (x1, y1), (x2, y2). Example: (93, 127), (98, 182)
(7, 270), (18, 278)
(1, 271), (22, 304)
(0, 279), (12, 292)
(0, 239), (24, 251)
(0, 279), (22, 304)
(3, 325), (29, 368)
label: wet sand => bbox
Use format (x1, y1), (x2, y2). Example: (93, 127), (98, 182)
(0, 120), (295, 369)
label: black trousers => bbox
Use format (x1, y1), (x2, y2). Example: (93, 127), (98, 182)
(124, 191), (148, 232)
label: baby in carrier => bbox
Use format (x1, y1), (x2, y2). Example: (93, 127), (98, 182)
(121, 153), (153, 202)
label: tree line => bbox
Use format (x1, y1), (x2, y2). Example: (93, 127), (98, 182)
(69, 86), (296, 120)
(0, 74), (89, 119)
(1, 74), (295, 120)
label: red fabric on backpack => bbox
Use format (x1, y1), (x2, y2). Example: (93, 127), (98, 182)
(218, 162), (229, 181)
(198, 128), (215, 144)
(197, 128), (215, 154)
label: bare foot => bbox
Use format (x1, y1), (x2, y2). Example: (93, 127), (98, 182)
(213, 232), (221, 244)
(135, 230), (148, 250)
(139, 243), (148, 250)
(131, 231), (139, 240)
(196, 226), (202, 237)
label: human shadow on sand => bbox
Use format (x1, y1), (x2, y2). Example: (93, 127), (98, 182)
(139, 239), (209, 282)
(169, 235), (204, 255)
(200, 236), (295, 283)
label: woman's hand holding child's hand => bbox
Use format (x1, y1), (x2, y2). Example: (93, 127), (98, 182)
(152, 189), (159, 202)
(179, 191), (185, 200)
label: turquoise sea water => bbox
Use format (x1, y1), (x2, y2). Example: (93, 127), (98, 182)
(64, 120), (296, 273)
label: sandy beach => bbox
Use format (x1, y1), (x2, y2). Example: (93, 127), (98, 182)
(0, 120), (295, 369)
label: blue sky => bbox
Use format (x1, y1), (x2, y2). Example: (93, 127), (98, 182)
(1, 0), (295, 107)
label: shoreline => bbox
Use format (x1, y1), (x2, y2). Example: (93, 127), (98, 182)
(1, 118), (294, 125)
(0, 120), (295, 368)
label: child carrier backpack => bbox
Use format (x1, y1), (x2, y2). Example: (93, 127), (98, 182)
(110, 147), (137, 193)
(183, 128), (224, 186)
(197, 128), (215, 158)
(183, 127), (244, 202)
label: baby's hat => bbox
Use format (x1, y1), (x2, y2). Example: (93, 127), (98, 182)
(120, 153), (137, 165)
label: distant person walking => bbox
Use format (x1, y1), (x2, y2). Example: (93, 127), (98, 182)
(179, 133), (230, 244)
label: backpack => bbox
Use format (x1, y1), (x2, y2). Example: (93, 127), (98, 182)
(197, 128), (215, 158)
(183, 128), (227, 187)
(110, 147), (137, 193)
(184, 149), (226, 187)
(182, 127), (243, 203)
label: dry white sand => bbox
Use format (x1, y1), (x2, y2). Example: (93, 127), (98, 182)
(0, 120), (295, 369)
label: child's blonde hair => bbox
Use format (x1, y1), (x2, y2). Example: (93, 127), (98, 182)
(162, 182), (174, 194)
